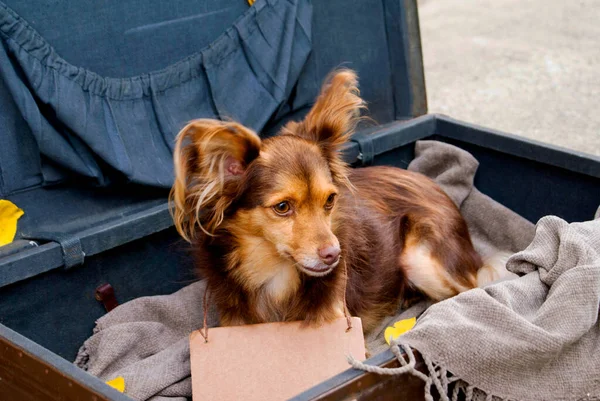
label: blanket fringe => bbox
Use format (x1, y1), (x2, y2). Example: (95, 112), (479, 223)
(347, 342), (503, 401)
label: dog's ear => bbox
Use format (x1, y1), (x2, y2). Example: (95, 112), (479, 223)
(287, 69), (364, 149)
(170, 119), (261, 241)
(285, 69), (364, 186)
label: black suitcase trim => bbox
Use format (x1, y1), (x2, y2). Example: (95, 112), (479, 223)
(0, 203), (172, 287)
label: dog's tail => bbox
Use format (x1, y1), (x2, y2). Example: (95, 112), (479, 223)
(477, 251), (518, 287)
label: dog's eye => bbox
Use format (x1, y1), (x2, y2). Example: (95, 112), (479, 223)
(324, 193), (336, 210)
(272, 201), (291, 215)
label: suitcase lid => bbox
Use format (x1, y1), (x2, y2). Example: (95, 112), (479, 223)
(0, 0), (426, 282)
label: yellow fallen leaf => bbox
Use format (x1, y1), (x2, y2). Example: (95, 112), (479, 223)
(384, 317), (417, 345)
(106, 376), (125, 393)
(248, 0), (255, 5)
(0, 200), (24, 246)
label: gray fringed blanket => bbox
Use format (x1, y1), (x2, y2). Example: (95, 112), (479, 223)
(80, 140), (599, 401)
(350, 214), (600, 401)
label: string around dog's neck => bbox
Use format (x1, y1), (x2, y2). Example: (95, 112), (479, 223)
(199, 258), (353, 342)
(199, 287), (210, 342)
(341, 257), (353, 332)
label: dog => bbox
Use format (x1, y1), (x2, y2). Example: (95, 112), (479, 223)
(170, 69), (506, 333)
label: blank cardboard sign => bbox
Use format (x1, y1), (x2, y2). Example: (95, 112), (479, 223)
(190, 317), (366, 401)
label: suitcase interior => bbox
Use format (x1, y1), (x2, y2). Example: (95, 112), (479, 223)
(1, 0), (600, 400)
(2, 112), (599, 360)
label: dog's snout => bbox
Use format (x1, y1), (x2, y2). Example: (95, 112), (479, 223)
(318, 245), (341, 265)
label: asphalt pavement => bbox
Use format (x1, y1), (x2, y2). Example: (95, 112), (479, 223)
(418, 0), (600, 156)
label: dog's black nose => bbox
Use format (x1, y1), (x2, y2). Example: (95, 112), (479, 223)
(318, 246), (341, 266)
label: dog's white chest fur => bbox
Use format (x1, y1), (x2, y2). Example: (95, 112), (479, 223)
(234, 237), (301, 319)
(264, 262), (300, 303)
(254, 261), (300, 321)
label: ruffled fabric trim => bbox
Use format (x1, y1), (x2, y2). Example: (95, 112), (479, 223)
(0, 0), (312, 187)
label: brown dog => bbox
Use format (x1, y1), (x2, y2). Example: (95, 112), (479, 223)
(171, 70), (505, 333)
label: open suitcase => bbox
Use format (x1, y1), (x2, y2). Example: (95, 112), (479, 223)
(1, 0), (599, 400)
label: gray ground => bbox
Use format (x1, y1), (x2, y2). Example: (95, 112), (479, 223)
(418, 0), (600, 157)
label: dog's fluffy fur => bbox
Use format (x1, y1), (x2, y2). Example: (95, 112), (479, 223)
(171, 70), (500, 333)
